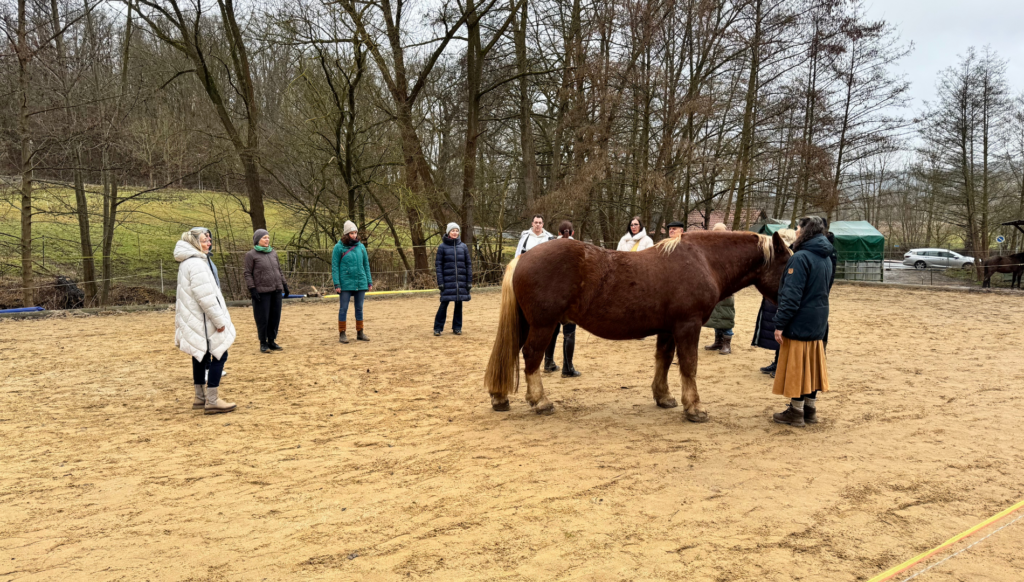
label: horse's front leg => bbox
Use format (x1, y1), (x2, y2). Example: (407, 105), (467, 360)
(522, 324), (557, 415)
(652, 332), (678, 408)
(675, 322), (708, 423)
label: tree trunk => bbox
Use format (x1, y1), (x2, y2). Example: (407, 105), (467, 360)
(100, 150), (119, 305)
(74, 154), (98, 305)
(17, 0), (33, 307)
(731, 0), (762, 231)
(460, 0), (482, 247)
(515, 0), (539, 212)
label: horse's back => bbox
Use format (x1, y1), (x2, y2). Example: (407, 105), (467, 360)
(512, 238), (718, 339)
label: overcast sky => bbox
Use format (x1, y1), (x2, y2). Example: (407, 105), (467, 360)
(862, 0), (1024, 115)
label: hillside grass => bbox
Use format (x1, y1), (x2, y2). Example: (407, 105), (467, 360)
(0, 185), (302, 272)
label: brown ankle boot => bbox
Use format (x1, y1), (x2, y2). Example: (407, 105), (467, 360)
(773, 405), (805, 427)
(704, 329), (724, 351)
(339, 321), (348, 343)
(718, 333), (732, 355)
(804, 405), (819, 424)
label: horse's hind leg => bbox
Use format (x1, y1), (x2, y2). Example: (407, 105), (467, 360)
(522, 324), (557, 415)
(652, 333), (678, 408)
(675, 322), (708, 423)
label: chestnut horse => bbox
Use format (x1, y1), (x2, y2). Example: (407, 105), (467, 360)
(484, 231), (793, 422)
(980, 253), (1024, 289)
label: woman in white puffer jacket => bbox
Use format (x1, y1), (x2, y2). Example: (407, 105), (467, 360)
(175, 228), (237, 415)
(616, 216), (654, 252)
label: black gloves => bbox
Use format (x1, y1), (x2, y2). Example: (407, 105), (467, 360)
(438, 285), (444, 292)
(250, 288), (261, 302)
(283, 284), (290, 297)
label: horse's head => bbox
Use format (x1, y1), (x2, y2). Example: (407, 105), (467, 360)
(754, 231), (794, 304)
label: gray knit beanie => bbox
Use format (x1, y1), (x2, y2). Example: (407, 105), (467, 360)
(253, 229), (269, 246)
(446, 222), (460, 237)
(343, 221), (358, 237)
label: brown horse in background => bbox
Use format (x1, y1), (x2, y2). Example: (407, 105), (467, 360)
(484, 231), (793, 422)
(980, 253), (1024, 289)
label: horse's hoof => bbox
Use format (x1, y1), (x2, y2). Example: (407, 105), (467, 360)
(491, 400), (510, 412)
(535, 402), (555, 415)
(657, 398), (678, 409)
(684, 409), (709, 423)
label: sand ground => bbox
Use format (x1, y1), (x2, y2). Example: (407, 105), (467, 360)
(2, 285), (1023, 581)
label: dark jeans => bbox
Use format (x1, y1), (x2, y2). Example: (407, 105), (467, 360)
(339, 290), (366, 322)
(192, 351), (228, 388)
(434, 301), (463, 332)
(252, 291), (282, 344)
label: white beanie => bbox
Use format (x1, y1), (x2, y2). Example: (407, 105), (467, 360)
(343, 220), (358, 236)
(446, 222), (461, 237)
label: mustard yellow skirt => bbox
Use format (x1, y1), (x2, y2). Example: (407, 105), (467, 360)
(772, 338), (830, 398)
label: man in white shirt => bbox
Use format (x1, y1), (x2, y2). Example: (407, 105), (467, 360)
(515, 215), (555, 257)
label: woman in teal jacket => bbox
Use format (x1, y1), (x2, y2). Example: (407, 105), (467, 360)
(332, 221), (373, 343)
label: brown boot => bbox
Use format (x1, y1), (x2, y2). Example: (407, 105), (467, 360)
(704, 329), (724, 351)
(773, 404), (805, 427)
(804, 404), (819, 424)
(204, 385), (236, 415)
(192, 384), (206, 410)
(718, 333), (732, 355)
(339, 321), (348, 344)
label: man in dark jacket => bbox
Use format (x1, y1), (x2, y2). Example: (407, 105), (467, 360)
(434, 223), (473, 336)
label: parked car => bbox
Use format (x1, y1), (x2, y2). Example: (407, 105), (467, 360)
(903, 248), (975, 270)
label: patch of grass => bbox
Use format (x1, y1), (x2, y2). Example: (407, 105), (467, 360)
(0, 185), (300, 275)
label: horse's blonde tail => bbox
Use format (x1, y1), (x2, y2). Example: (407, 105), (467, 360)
(485, 256), (521, 399)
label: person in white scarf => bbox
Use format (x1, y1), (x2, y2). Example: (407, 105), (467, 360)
(616, 216), (654, 251)
(515, 215), (555, 257)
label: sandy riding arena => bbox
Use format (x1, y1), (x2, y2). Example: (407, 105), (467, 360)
(3, 285), (1024, 581)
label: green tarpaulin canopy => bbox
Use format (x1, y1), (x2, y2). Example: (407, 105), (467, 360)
(829, 221), (884, 261)
(750, 218), (790, 235)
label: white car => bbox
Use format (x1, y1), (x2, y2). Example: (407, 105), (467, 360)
(903, 248), (975, 270)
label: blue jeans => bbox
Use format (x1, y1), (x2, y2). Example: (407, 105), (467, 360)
(193, 351), (227, 388)
(339, 290), (366, 322)
(434, 301), (463, 333)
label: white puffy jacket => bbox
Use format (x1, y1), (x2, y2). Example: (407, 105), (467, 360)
(174, 240), (236, 360)
(616, 228), (654, 252)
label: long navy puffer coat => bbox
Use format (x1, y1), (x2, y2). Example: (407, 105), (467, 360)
(751, 297), (780, 351)
(436, 236), (473, 302)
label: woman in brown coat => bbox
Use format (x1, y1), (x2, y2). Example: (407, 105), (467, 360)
(244, 229), (289, 353)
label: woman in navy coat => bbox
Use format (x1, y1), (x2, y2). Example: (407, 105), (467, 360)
(434, 223), (473, 335)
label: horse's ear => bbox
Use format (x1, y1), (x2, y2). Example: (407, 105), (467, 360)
(771, 231), (789, 258)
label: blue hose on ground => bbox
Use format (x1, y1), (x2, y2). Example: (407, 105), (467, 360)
(0, 306), (45, 313)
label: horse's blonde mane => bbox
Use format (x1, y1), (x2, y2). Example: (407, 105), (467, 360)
(655, 236), (683, 255)
(657, 231), (786, 264)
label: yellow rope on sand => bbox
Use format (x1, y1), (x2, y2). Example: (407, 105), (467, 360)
(867, 497), (1024, 582)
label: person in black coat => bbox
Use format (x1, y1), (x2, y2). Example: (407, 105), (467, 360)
(822, 227), (837, 349)
(771, 217), (834, 427)
(751, 228), (797, 376)
(543, 221), (582, 377)
(434, 223), (472, 336)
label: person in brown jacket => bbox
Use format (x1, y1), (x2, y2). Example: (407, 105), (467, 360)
(244, 229), (289, 353)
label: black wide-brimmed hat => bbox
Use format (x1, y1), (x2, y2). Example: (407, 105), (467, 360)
(665, 220), (686, 228)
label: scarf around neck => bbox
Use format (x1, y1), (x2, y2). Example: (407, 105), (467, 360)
(254, 244), (273, 253)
